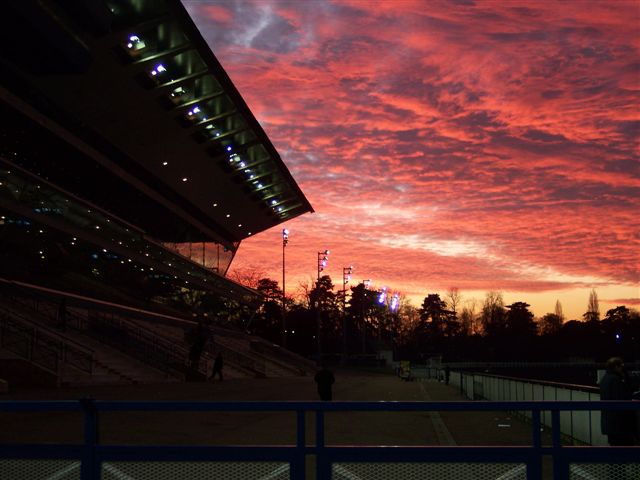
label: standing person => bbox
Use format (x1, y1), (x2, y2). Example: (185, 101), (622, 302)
(210, 353), (224, 381)
(314, 365), (335, 401)
(444, 365), (451, 385)
(599, 357), (637, 445)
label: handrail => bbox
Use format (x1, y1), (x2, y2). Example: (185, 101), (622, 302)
(2, 399), (638, 412)
(2, 280), (189, 376)
(466, 371), (599, 393)
(0, 303), (94, 355)
(0, 311), (94, 376)
(1, 279), (266, 378)
(0, 277), (195, 327)
(75, 309), (185, 377)
(0, 399), (637, 480)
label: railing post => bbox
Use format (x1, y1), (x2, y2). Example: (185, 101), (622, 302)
(315, 410), (327, 480)
(551, 409), (567, 479)
(529, 408), (542, 480)
(80, 398), (99, 480)
(294, 410), (306, 479)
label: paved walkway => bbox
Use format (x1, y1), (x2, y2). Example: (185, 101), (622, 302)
(1, 370), (561, 479)
(0, 369), (547, 448)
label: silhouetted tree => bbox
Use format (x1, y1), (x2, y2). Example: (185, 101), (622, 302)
(445, 287), (462, 320)
(310, 275), (340, 353)
(248, 278), (283, 341)
(505, 302), (537, 336)
(604, 306), (631, 323)
(481, 291), (506, 336)
(539, 313), (562, 336)
(420, 293), (449, 335)
(583, 289), (600, 322)
(554, 300), (564, 323)
(256, 278), (282, 300)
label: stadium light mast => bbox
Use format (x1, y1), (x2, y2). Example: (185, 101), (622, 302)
(361, 279), (371, 354)
(317, 250), (330, 280)
(281, 228), (289, 348)
(341, 265), (353, 365)
(316, 249), (330, 365)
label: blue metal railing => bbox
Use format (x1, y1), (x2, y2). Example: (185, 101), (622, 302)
(0, 399), (637, 479)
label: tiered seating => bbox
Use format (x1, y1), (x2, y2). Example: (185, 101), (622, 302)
(1, 279), (315, 388)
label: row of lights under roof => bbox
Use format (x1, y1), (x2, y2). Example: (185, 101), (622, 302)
(4, 163), (231, 282)
(8, 204), (219, 284)
(123, 34), (288, 235)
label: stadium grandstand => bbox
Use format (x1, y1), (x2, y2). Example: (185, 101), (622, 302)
(0, 0), (315, 388)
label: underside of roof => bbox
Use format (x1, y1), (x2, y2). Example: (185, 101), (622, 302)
(0, 0), (313, 248)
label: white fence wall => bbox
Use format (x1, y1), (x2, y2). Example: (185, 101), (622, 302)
(424, 368), (607, 445)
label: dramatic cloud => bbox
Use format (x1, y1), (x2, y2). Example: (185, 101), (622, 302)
(185, 0), (640, 319)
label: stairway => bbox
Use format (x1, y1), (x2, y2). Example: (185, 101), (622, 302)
(58, 329), (180, 386)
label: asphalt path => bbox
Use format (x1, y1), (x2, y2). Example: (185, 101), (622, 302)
(1, 370), (545, 448)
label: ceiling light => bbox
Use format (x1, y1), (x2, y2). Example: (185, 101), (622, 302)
(127, 35), (145, 50)
(182, 177), (188, 182)
(170, 86), (186, 97)
(150, 64), (166, 76)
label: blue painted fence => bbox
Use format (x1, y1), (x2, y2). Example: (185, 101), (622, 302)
(0, 399), (637, 479)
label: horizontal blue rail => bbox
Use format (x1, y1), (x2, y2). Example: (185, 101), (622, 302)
(0, 399), (638, 480)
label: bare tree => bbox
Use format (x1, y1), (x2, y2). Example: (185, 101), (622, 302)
(296, 277), (317, 308)
(462, 298), (480, 335)
(445, 287), (462, 320)
(228, 266), (266, 289)
(583, 289), (600, 322)
(554, 300), (564, 323)
(481, 291), (506, 335)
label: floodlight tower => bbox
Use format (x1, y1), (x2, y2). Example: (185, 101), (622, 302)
(317, 250), (330, 280)
(361, 279), (371, 354)
(281, 228), (289, 348)
(316, 249), (330, 364)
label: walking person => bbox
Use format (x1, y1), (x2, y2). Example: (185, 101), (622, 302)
(210, 353), (224, 381)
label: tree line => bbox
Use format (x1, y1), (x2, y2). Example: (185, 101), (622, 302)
(182, 274), (640, 363)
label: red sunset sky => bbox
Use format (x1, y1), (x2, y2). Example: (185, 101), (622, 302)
(184, 0), (640, 320)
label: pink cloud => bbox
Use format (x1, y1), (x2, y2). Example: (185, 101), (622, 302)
(185, 0), (640, 320)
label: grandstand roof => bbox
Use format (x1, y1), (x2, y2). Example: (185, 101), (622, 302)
(0, 0), (313, 249)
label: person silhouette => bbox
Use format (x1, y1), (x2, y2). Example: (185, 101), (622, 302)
(314, 365), (335, 401)
(599, 357), (637, 445)
(210, 353), (224, 381)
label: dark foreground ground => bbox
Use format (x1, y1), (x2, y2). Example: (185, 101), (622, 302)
(1, 369), (555, 478)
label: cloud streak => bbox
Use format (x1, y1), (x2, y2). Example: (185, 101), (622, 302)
(185, 0), (640, 319)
